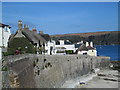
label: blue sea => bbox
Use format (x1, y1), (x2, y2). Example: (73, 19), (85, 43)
(95, 45), (119, 61)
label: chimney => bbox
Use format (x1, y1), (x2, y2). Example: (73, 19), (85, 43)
(24, 24), (29, 30)
(32, 28), (37, 33)
(18, 20), (23, 30)
(86, 42), (89, 47)
(39, 31), (44, 35)
(90, 42), (93, 47)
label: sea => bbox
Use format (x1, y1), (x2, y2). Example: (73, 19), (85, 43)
(95, 45), (120, 61)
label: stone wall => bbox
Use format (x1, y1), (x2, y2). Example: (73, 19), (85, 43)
(3, 54), (110, 88)
(3, 54), (36, 88)
(34, 55), (110, 88)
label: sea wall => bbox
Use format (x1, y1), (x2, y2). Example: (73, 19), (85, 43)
(3, 54), (110, 88)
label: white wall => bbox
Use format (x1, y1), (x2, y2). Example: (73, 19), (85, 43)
(59, 40), (64, 45)
(55, 45), (75, 52)
(0, 26), (11, 60)
(0, 27), (2, 47)
(45, 40), (76, 55)
(1, 26), (11, 47)
(78, 51), (88, 55)
(0, 27), (3, 60)
(3, 31), (11, 47)
(45, 40), (56, 55)
(87, 49), (97, 56)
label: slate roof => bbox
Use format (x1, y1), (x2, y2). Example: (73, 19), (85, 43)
(77, 44), (88, 51)
(40, 34), (51, 41)
(0, 23), (11, 28)
(64, 40), (72, 45)
(75, 43), (82, 48)
(87, 46), (95, 50)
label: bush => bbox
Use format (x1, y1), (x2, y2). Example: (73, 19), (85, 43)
(3, 48), (14, 56)
(56, 51), (65, 53)
(8, 37), (36, 55)
(1, 66), (8, 71)
(65, 50), (74, 54)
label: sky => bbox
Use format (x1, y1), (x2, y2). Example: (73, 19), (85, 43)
(2, 2), (118, 35)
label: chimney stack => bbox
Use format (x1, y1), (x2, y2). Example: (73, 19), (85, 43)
(24, 24), (29, 30)
(86, 42), (89, 47)
(32, 28), (37, 33)
(39, 31), (44, 35)
(18, 20), (23, 30)
(90, 42), (93, 47)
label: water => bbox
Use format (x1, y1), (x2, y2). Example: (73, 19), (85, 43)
(95, 45), (119, 61)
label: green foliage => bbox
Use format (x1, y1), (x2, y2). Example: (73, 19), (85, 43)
(65, 50), (74, 54)
(7, 37), (35, 55)
(51, 31), (120, 45)
(1, 66), (8, 71)
(51, 35), (84, 44)
(56, 51), (65, 53)
(3, 48), (14, 56)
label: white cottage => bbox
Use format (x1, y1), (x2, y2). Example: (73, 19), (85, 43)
(45, 40), (76, 55)
(0, 23), (11, 60)
(77, 41), (97, 56)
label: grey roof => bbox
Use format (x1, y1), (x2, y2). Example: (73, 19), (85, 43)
(87, 46), (95, 50)
(22, 29), (47, 44)
(77, 44), (88, 51)
(0, 23), (11, 28)
(75, 43), (82, 48)
(22, 30), (38, 43)
(10, 29), (47, 45)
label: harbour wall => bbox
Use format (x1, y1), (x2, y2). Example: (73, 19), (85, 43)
(3, 54), (110, 88)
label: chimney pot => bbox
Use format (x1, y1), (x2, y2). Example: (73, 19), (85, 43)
(18, 20), (23, 30)
(39, 31), (44, 35)
(32, 28), (37, 33)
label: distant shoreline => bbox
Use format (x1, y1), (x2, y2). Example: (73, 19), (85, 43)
(51, 31), (120, 45)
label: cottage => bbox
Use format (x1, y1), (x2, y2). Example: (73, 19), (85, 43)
(8, 20), (47, 54)
(77, 41), (97, 56)
(0, 23), (11, 59)
(77, 44), (88, 55)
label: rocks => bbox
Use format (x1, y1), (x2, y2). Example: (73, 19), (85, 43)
(110, 61), (120, 72)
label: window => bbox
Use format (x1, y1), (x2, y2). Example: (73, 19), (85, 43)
(39, 40), (42, 47)
(43, 43), (45, 47)
(83, 53), (87, 55)
(56, 41), (60, 45)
